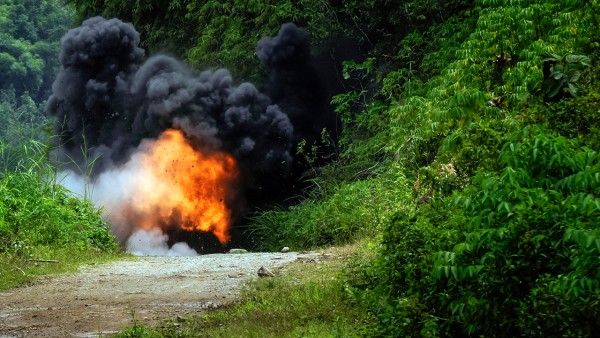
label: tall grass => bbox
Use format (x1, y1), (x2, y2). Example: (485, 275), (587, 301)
(247, 170), (412, 251)
(0, 139), (120, 290)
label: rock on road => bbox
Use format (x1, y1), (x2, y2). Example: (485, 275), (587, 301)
(0, 251), (317, 337)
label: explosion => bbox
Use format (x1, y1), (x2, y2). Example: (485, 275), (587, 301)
(49, 17), (336, 254)
(120, 129), (238, 244)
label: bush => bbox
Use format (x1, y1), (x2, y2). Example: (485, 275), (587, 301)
(359, 128), (600, 337)
(431, 128), (600, 336)
(248, 172), (410, 251)
(347, 195), (466, 337)
(527, 64), (600, 149)
(0, 141), (118, 255)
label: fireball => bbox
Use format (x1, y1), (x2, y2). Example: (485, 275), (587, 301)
(121, 129), (238, 244)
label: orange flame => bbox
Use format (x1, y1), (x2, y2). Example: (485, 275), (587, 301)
(127, 129), (238, 244)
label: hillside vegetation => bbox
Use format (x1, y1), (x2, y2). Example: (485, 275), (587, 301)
(1, 0), (598, 336)
(0, 140), (120, 290)
(0, 0), (120, 290)
(0, 0), (73, 154)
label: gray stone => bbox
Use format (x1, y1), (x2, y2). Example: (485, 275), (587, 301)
(257, 266), (275, 277)
(228, 248), (248, 254)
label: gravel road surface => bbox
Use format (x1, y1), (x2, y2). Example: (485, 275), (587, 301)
(0, 251), (318, 337)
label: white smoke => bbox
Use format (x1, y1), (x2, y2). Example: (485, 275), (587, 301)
(126, 228), (198, 256)
(57, 139), (199, 257)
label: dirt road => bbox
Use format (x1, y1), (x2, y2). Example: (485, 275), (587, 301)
(0, 251), (318, 337)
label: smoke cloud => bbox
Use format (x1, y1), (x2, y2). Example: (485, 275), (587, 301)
(127, 228), (199, 256)
(48, 17), (294, 177)
(257, 23), (334, 145)
(48, 17), (334, 254)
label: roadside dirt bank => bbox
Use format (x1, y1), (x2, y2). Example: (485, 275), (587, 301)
(0, 251), (320, 337)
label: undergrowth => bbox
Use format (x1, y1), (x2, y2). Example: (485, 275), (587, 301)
(344, 0), (600, 336)
(0, 140), (120, 290)
(248, 171), (411, 251)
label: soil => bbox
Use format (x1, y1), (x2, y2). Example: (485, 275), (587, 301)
(0, 251), (320, 337)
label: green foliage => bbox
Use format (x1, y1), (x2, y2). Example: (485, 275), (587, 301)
(331, 58), (394, 169)
(0, 3), (120, 292)
(249, 172), (410, 251)
(0, 89), (50, 171)
(527, 63), (600, 148)
(0, 0), (73, 102)
(385, 0), (600, 165)
(349, 198), (466, 336)
(541, 53), (591, 99)
(66, 0), (325, 78)
(0, 141), (118, 254)
(430, 129), (600, 336)
(381, 0), (600, 221)
(67, 0), (474, 81)
(66, 0), (191, 56)
(0, 140), (120, 290)
(354, 129), (600, 337)
(336, 0), (600, 336)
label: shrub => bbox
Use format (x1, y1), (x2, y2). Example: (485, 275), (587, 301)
(0, 141), (118, 255)
(360, 128), (600, 337)
(248, 172), (410, 251)
(527, 64), (600, 149)
(430, 128), (600, 336)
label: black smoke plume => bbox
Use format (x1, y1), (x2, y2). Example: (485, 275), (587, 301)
(257, 22), (335, 147)
(47, 17), (335, 252)
(48, 17), (298, 180)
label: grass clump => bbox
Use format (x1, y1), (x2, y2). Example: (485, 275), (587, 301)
(0, 140), (121, 290)
(117, 242), (375, 338)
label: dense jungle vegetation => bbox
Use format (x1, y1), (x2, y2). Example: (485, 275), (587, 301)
(1, 0), (599, 336)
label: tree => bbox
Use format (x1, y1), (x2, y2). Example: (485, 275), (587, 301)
(0, 0), (70, 170)
(0, 0), (73, 102)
